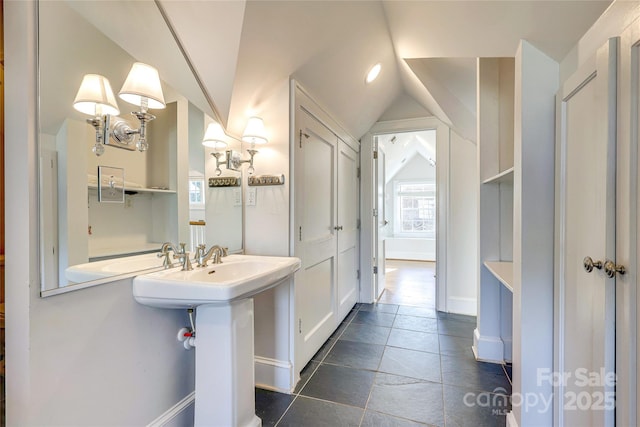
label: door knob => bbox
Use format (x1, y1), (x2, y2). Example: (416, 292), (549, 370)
(583, 256), (603, 273)
(384, 220), (389, 226)
(604, 260), (626, 278)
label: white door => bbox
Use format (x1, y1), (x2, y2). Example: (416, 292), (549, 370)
(615, 21), (640, 426)
(556, 39), (617, 426)
(374, 140), (387, 300)
(294, 111), (338, 365)
(337, 140), (359, 319)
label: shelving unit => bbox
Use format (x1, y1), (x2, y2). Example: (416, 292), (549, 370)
(475, 57), (514, 364)
(88, 184), (176, 195)
(481, 167), (514, 185)
(483, 261), (514, 292)
(475, 46), (558, 427)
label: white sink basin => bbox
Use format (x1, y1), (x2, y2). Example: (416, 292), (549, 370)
(133, 254), (301, 309)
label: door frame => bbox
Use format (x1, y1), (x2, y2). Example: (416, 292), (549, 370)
(373, 139), (386, 300)
(360, 117), (449, 310)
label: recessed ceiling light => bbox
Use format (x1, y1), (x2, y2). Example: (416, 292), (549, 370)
(366, 63), (381, 84)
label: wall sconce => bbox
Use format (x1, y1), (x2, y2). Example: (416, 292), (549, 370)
(73, 62), (166, 156)
(72, 74), (120, 156)
(202, 122), (228, 176)
(209, 117), (268, 175)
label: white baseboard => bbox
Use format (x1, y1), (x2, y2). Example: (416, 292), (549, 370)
(472, 328), (505, 363)
(255, 356), (295, 393)
(147, 392), (195, 427)
(447, 296), (477, 316)
(506, 411), (518, 427)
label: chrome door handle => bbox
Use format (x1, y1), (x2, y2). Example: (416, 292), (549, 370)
(604, 260), (626, 278)
(333, 226), (343, 231)
(583, 256), (603, 273)
(383, 220), (389, 226)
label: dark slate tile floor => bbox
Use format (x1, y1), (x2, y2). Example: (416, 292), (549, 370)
(255, 260), (511, 426)
(255, 303), (511, 426)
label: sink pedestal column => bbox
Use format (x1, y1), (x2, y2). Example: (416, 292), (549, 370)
(194, 299), (261, 427)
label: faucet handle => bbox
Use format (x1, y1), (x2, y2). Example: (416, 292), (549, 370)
(222, 247), (229, 257)
(178, 243), (187, 253)
(194, 244), (205, 258)
(183, 252), (193, 271)
(173, 250), (193, 271)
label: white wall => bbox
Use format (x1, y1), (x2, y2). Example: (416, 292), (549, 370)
(243, 79), (291, 257)
(446, 131), (478, 315)
(6, 3), (197, 425)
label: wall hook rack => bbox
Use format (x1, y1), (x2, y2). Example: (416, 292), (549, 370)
(248, 174), (285, 186)
(208, 177), (241, 187)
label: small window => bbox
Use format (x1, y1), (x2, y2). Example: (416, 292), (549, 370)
(189, 179), (205, 207)
(394, 181), (436, 237)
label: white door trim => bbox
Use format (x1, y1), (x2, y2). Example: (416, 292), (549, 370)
(360, 117), (449, 310)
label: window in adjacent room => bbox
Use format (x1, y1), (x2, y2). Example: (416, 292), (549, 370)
(188, 178), (205, 208)
(394, 181), (436, 237)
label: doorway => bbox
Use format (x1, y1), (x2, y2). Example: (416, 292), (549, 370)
(373, 130), (437, 304)
(360, 117), (451, 311)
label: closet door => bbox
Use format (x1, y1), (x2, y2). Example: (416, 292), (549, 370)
(616, 21), (640, 427)
(556, 39), (616, 426)
(294, 110), (338, 365)
(336, 139), (359, 320)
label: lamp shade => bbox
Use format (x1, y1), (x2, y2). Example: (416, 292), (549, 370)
(73, 74), (120, 116)
(242, 116), (268, 145)
(119, 62), (166, 109)
(202, 122), (228, 149)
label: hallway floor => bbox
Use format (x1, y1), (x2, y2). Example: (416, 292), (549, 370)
(255, 260), (511, 426)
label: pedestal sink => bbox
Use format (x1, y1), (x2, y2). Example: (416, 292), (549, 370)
(133, 254), (301, 427)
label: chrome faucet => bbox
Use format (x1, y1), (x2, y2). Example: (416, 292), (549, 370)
(196, 244), (228, 267)
(170, 242), (193, 271)
(157, 242), (179, 269)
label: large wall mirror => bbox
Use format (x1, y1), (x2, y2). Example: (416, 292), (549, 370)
(39, 1), (243, 296)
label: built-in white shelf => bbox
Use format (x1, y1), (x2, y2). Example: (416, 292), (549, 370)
(88, 184), (176, 194)
(484, 261), (514, 292)
(89, 242), (163, 260)
(482, 167), (514, 185)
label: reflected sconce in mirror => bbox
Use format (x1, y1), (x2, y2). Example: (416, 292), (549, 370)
(72, 74), (120, 156)
(202, 122), (228, 176)
(209, 117), (268, 176)
(73, 62), (166, 156)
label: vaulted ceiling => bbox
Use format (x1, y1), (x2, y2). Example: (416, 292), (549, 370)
(56, 1), (611, 143)
(163, 0), (611, 142)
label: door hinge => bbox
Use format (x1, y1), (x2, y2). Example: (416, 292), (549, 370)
(357, 270), (360, 280)
(299, 226), (303, 241)
(373, 266), (378, 274)
(373, 208), (378, 217)
(298, 318), (302, 334)
(357, 167), (361, 179)
(357, 219), (361, 229)
(373, 150), (378, 159)
(299, 130), (309, 148)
